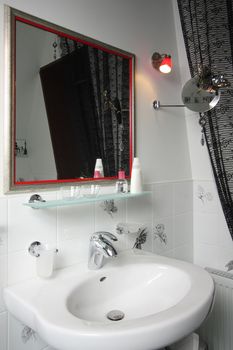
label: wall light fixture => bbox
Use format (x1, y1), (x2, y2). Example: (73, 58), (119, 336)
(151, 52), (172, 74)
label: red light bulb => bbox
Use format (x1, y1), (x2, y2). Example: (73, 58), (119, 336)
(159, 56), (172, 74)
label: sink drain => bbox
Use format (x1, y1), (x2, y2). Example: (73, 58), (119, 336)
(106, 310), (125, 321)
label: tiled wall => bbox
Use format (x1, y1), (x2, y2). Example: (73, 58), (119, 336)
(0, 180), (193, 350)
(152, 181), (193, 261)
(193, 180), (233, 271)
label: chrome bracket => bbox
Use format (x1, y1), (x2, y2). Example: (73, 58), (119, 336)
(29, 194), (46, 204)
(28, 241), (42, 257)
(28, 241), (58, 258)
(153, 100), (185, 110)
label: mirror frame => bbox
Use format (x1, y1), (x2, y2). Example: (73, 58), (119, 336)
(4, 5), (135, 193)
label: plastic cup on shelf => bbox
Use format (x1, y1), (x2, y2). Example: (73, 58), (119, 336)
(59, 186), (80, 200)
(80, 184), (101, 198)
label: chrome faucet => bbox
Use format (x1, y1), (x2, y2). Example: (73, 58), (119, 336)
(88, 231), (118, 270)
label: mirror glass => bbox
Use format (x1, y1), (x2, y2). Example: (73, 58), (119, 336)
(181, 77), (220, 112)
(6, 7), (134, 191)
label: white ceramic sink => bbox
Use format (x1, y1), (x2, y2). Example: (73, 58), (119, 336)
(67, 262), (191, 322)
(4, 250), (214, 350)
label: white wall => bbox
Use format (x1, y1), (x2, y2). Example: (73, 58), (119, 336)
(0, 0), (194, 349)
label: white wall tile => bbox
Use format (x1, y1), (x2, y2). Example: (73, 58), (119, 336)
(216, 210), (233, 249)
(114, 234), (132, 252)
(0, 312), (7, 350)
(172, 244), (193, 263)
(56, 237), (89, 269)
(0, 198), (7, 256)
(193, 181), (219, 214)
(173, 181), (193, 215)
(56, 203), (94, 268)
(8, 193), (57, 253)
(119, 222), (153, 253)
(115, 231), (134, 252)
(126, 192), (152, 223)
(153, 216), (173, 254)
(95, 199), (127, 251)
(0, 255), (7, 312)
(8, 250), (36, 285)
(0, 234), (7, 257)
(95, 199), (126, 233)
(115, 222), (152, 252)
(173, 212), (193, 247)
(218, 246), (233, 271)
(194, 243), (221, 269)
(126, 194), (153, 253)
(192, 179), (233, 269)
(194, 213), (222, 246)
(153, 182), (173, 219)
(57, 203), (94, 242)
(141, 223), (153, 253)
(194, 211), (233, 251)
(143, 184), (153, 192)
(8, 314), (46, 350)
(158, 249), (174, 258)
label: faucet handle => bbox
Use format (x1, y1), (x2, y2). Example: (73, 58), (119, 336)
(92, 231), (118, 242)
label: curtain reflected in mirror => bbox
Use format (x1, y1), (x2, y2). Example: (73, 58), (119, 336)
(14, 15), (133, 186)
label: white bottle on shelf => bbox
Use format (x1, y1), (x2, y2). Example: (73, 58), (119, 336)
(94, 158), (104, 177)
(130, 157), (143, 193)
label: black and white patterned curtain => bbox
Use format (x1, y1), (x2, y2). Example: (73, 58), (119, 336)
(177, 0), (233, 239)
(59, 37), (130, 176)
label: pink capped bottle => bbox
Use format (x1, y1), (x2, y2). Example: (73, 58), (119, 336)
(115, 170), (128, 193)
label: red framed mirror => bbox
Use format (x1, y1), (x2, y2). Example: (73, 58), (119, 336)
(4, 6), (135, 192)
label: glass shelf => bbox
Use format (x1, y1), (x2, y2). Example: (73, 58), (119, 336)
(23, 191), (151, 209)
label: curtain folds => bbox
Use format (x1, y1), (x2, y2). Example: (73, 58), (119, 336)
(59, 37), (130, 177)
(177, 0), (233, 238)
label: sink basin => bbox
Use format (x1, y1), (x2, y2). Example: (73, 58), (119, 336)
(67, 262), (191, 322)
(4, 250), (214, 350)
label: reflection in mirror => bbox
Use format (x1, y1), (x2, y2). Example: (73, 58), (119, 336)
(181, 77), (220, 113)
(6, 6), (134, 191)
